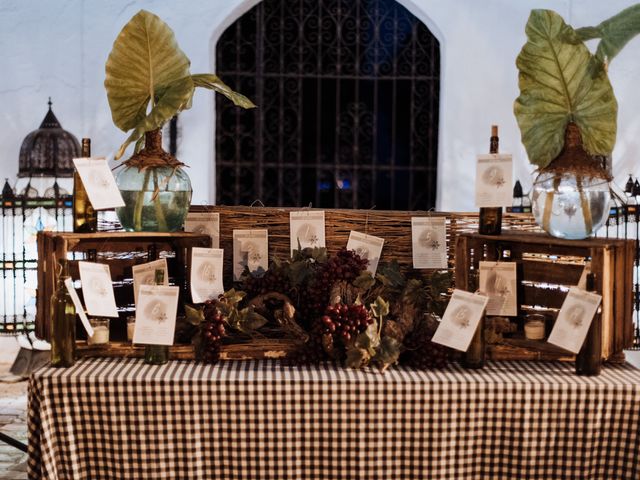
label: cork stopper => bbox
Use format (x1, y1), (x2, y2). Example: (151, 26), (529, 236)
(491, 125), (498, 137)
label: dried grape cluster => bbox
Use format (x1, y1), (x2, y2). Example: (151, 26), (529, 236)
(241, 267), (292, 298)
(199, 301), (227, 364)
(401, 322), (452, 370)
(321, 303), (373, 344)
(300, 249), (369, 321)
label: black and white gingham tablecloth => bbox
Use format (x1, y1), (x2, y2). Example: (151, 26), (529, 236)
(28, 358), (640, 479)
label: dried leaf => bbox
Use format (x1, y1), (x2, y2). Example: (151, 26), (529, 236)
(355, 321), (380, 357)
(376, 261), (406, 289)
(345, 346), (371, 369)
(353, 271), (375, 290)
(370, 296), (390, 320)
(373, 337), (401, 370)
(184, 303), (205, 325)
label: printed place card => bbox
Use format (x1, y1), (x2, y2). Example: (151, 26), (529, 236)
(73, 157), (125, 210)
(547, 287), (602, 354)
(475, 154), (513, 207)
(432, 289), (489, 352)
(64, 278), (94, 337)
(479, 261), (518, 316)
(290, 210), (326, 255)
(184, 212), (220, 249)
(190, 247), (224, 304)
(132, 259), (169, 306)
(132, 285), (180, 346)
(78, 261), (119, 318)
(411, 217), (447, 269)
(346, 231), (384, 275)
(233, 229), (269, 281)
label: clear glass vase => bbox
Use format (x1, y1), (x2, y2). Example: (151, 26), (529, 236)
(115, 129), (192, 232)
(531, 171), (610, 239)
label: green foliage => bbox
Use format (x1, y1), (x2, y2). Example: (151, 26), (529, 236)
(105, 10), (256, 160)
(514, 9), (617, 168)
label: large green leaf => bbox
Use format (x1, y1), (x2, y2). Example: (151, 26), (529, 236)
(105, 10), (191, 132)
(191, 74), (257, 109)
(575, 4), (640, 64)
(116, 75), (194, 159)
(514, 10), (617, 168)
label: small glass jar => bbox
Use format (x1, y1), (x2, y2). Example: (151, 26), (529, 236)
(127, 316), (136, 342)
(88, 318), (110, 345)
(524, 313), (547, 340)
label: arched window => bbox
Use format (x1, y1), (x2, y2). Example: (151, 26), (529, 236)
(215, 0), (440, 210)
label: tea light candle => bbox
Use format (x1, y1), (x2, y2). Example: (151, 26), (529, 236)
(88, 318), (110, 345)
(524, 319), (545, 340)
(127, 316), (136, 342)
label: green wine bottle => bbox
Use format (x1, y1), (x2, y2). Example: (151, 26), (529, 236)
(50, 260), (76, 368)
(144, 268), (169, 365)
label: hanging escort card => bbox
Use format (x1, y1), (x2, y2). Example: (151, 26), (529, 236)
(432, 289), (489, 352)
(63, 278), (94, 337)
(479, 261), (518, 316)
(233, 229), (269, 281)
(346, 231), (384, 275)
(132, 285), (180, 346)
(72, 157), (125, 210)
(184, 212), (220, 249)
(547, 287), (602, 354)
(132, 259), (169, 306)
(411, 217), (447, 269)
(78, 261), (119, 318)
(475, 154), (513, 207)
(190, 247), (224, 304)
(290, 210), (326, 255)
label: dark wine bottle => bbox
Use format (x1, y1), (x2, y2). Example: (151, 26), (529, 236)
(575, 273), (602, 376)
(73, 138), (98, 233)
(50, 260), (76, 368)
(479, 125), (502, 235)
(144, 268), (169, 365)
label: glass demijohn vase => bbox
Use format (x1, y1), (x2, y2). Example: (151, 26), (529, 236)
(115, 129), (192, 232)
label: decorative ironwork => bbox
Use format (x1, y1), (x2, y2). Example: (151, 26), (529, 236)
(215, 0), (440, 210)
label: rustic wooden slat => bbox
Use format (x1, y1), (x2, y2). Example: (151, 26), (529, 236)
(521, 284), (568, 309)
(520, 260), (584, 285)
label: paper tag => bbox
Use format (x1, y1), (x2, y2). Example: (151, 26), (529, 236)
(185, 212), (220, 249)
(346, 231), (384, 275)
(190, 247), (224, 303)
(78, 261), (119, 318)
(411, 217), (447, 269)
(132, 259), (169, 306)
(547, 287), (602, 354)
(233, 229), (269, 281)
(290, 211), (326, 255)
(479, 261), (518, 316)
(475, 154), (513, 207)
(73, 158), (125, 210)
(132, 285), (180, 346)
(431, 289), (489, 352)
(63, 278), (94, 338)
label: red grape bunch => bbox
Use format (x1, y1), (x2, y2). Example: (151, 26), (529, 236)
(320, 303), (373, 344)
(199, 301), (227, 364)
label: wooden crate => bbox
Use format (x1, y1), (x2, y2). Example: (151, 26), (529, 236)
(455, 231), (635, 363)
(36, 231), (211, 342)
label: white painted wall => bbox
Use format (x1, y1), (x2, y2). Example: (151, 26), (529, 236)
(0, 0), (639, 211)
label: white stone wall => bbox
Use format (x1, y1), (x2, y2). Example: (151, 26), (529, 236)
(0, 0), (638, 211)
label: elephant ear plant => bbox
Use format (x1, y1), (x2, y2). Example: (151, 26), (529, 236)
(513, 6), (640, 238)
(105, 10), (255, 231)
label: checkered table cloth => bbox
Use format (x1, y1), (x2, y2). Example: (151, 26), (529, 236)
(27, 358), (640, 480)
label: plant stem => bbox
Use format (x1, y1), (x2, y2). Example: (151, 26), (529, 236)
(576, 175), (593, 234)
(152, 168), (168, 231)
(134, 168), (152, 231)
(542, 175), (561, 232)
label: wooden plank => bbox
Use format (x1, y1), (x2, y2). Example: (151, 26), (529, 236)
(459, 230), (627, 249)
(521, 284), (567, 309)
(520, 259), (584, 285)
(623, 240), (636, 348)
(454, 235), (470, 292)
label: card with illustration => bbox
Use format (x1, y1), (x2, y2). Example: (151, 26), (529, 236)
(346, 231), (384, 275)
(475, 154), (513, 207)
(132, 259), (169, 306)
(132, 285), (180, 346)
(72, 157), (125, 210)
(290, 210), (326, 254)
(411, 217), (447, 269)
(78, 261), (119, 318)
(431, 289), (489, 352)
(190, 247), (224, 303)
(547, 286), (602, 354)
(184, 212), (220, 249)
(479, 261), (518, 316)
(233, 229), (269, 281)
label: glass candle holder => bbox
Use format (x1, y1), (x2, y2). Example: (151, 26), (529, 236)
(88, 318), (110, 345)
(127, 316), (136, 342)
(524, 313), (547, 340)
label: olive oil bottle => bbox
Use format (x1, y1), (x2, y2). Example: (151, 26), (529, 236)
(73, 138), (98, 233)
